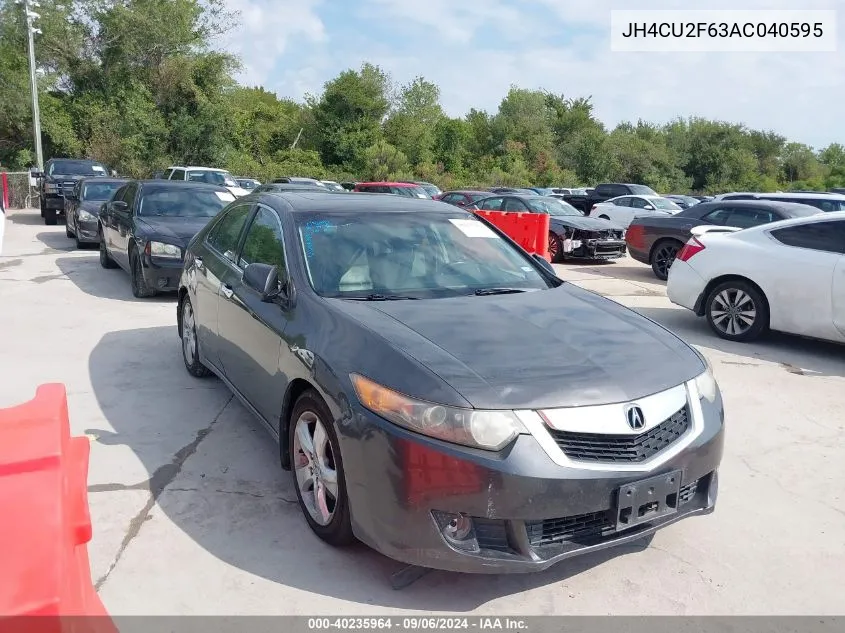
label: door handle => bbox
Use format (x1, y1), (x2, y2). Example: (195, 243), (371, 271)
(221, 284), (233, 298)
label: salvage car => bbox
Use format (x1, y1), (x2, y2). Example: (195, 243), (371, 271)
(469, 195), (626, 262)
(65, 178), (128, 248)
(626, 200), (820, 280)
(99, 180), (235, 298)
(176, 191), (723, 573)
(667, 212), (845, 343)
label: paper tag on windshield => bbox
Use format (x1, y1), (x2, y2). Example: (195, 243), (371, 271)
(92, 166), (105, 172)
(449, 219), (498, 238)
(215, 192), (235, 202)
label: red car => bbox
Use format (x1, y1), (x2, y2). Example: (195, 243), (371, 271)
(353, 182), (430, 198)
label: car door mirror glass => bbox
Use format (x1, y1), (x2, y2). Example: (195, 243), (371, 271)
(112, 201), (128, 213)
(644, 204), (654, 210)
(243, 263), (280, 301)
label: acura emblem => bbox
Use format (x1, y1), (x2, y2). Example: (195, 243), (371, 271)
(625, 404), (645, 430)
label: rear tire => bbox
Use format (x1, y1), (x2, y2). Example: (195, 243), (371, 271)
(704, 280), (769, 342)
(288, 390), (355, 547)
(650, 239), (683, 281)
(179, 295), (211, 377)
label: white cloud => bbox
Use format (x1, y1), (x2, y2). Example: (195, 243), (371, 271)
(221, 0), (326, 88)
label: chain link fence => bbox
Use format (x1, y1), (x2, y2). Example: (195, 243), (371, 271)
(0, 172), (39, 210)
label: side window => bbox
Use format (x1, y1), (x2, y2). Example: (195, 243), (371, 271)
(171, 169), (185, 181)
(595, 185), (612, 196)
(611, 185), (629, 197)
(724, 208), (772, 229)
(503, 197), (528, 212)
(770, 220), (845, 255)
(238, 206), (286, 273)
(121, 183), (139, 210)
(702, 207), (733, 225)
(111, 185), (127, 204)
(629, 197), (649, 209)
(480, 197), (503, 211)
(206, 204), (253, 262)
(163, 169), (174, 180)
(613, 197), (631, 207)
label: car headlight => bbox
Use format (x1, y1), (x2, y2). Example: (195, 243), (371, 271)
(78, 210), (96, 222)
(350, 374), (526, 451)
(148, 241), (181, 258)
(694, 357), (718, 403)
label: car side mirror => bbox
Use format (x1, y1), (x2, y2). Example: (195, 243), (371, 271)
(111, 200), (128, 213)
(532, 254), (556, 275)
(243, 263), (281, 302)
(644, 204), (654, 210)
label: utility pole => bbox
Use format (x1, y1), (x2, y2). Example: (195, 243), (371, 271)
(18, 0), (43, 170)
(290, 127), (304, 150)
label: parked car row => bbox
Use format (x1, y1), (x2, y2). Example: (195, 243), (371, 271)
(43, 180), (726, 575)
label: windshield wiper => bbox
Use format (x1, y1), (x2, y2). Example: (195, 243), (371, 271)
(473, 288), (528, 296)
(345, 293), (419, 301)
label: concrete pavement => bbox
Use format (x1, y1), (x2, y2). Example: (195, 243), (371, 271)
(0, 208), (843, 614)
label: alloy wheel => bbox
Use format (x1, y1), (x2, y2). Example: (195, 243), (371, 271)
(654, 244), (679, 278)
(292, 411), (339, 526)
(548, 233), (559, 260)
(709, 288), (757, 337)
(182, 300), (197, 366)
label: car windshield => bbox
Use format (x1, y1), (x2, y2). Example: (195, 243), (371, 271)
(138, 188), (234, 217)
(186, 170), (239, 188)
(528, 197), (582, 216)
(396, 186), (430, 198)
(630, 185), (658, 195)
(650, 198), (681, 210)
(297, 211), (550, 299)
(82, 182), (123, 200)
(49, 161), (106, 176)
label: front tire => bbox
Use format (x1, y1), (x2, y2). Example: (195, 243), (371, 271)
(548, 232), (563, 263)
(130, 249), (156, 298)
(180, 295), (211, 377)
(289, 391), (355, 547)
(704, 280), (769, 342)
(650, 239), (682, 281)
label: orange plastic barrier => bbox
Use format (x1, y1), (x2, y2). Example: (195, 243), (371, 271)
(474, 210), (551, 261)
(0, 384), (116, 632)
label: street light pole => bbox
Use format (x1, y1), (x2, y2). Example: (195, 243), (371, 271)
(22, 0), (43, 171)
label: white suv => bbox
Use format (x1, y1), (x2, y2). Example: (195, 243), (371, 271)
(164, 166), (249, 197)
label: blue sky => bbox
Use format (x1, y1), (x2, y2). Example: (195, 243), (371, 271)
(221, 0), (844, 149)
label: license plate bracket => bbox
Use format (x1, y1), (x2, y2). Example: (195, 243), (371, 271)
(615, 470), (682, 531)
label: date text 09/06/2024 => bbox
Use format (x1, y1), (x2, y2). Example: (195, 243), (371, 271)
(621, 21), (824, 38)
(307, 617), (528, 631)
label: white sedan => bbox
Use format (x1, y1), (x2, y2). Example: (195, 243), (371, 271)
(589, 195), (681, 227)
(667, 212), (845, 343)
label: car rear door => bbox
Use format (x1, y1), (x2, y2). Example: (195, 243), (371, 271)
(193, 202), (254, 370)
(112, 183), (139, 270)
(216, 204), (290, 426)
(766, 219), (845, 340)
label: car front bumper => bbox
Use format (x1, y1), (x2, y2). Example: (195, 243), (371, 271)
(566, 238), (627, 260)
(75, 218), (101, 243)
(141, 254), (184, 292)
(341, 389), (724, 573)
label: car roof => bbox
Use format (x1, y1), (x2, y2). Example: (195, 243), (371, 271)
(719, 191), (845, 200)
(356, 181), (419, 187)
(167, 166), (229, 172)
(80, 177), (128, 183)
(260, 191), (460, 214)
(445, 190), (490, 195)
(694, 199), (822, 215)
(136, 179), (230, 192)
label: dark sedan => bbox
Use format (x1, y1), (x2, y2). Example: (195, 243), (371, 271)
(65, 178), (128, 248)
(98, 180), (236, 297)
(177, 191), (723, 574)
(626, 199), (821, 280)
(469, 195), (626, 262)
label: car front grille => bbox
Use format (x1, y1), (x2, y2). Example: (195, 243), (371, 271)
(547, 405), (691, 463)
(473, 518), (511, 552)
(584, 229), (624, 240)
(526, 510), (615, 546)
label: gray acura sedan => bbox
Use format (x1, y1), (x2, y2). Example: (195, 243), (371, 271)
(177, 191), (724, 573)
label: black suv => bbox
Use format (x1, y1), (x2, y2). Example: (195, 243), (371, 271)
(35, 158), (109, 225)
(587, 183), (658, 209)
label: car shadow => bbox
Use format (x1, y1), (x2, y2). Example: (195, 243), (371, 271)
(87, 326), (653, 610)
(6, 210), (43, 225)
(635, 306), (845, 379)
(36, 230), (78, 253)
(56, 255), (177, 303)
(560, 258), (664, 286)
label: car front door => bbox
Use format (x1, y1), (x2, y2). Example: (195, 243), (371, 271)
(503, 197), (529, 212)
(767, 219), (845, 340)
(216, 204), (291, 426)
(192, 203), (254, 371)
(112, 183), (138, 270)
(479, 197), (504, 211)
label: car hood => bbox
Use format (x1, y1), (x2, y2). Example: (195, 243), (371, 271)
(551, 215), (623, 231)
(136, 217), (214, 247)
(333, 285), (705, 410)
(79, 201), (105, 213)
